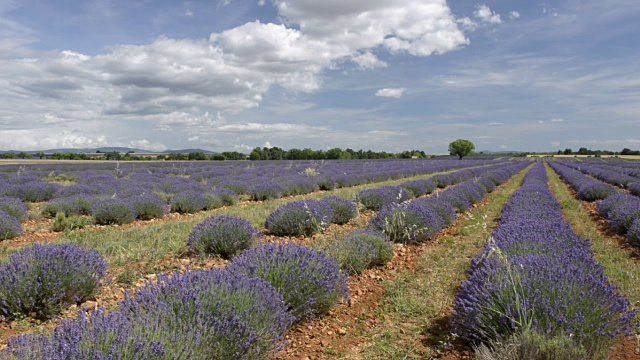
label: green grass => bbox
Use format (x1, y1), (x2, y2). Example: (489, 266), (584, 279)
(361, 165), (531, 359)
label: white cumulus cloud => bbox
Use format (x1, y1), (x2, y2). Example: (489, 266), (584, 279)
(375, 87), (407, 98)
(474, 5), (502, 24)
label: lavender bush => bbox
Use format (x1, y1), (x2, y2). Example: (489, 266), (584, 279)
(0, 243), (107, 319)
(0, 197), (28, 222)
(41, 195), (95, 218)
(1, 269), (293, 360)
(0, 210), (22, 240)
(212, 188), (239, 206)
(370, 201), (445, 243)
(227, 242), (349, 322)
(627, 218), (640, 247)
(92, 198), (136, 225)
(265, 200), (332, 237)
(170, 191), (207, 214)
(129, 193), (168, 220)
(577, 182), (616, 201)
(318, 229), (394, 274)
(400, 179), (435, 198)
(189, 215), (262, 259)
(356, 186), (411, 211)
(414, 197), (458, 225)
(320, 196), (359, 225)
(249, 182), (285, 201)
(630, 181), (640, 197)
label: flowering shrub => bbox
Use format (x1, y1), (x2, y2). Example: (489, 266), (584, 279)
(630, 181), (640, 197)
(1, 269), (293, 360)
(316, 177), (337, 191)
(282, 178), (318, 196)
(627, 218), (640, 248)
(0, 196), (28, 221)
(437, 191), (472, 213)
(249, 181), (285, 201)
(217, 179), (248, 195)
(608, 200), (640, 235)
(41, 196), (95, 218)
(189, 215), (262, 259)
(212, 188), (239, 206)
(20, 182), (61, 203)
(130, 193), (168, 220)
(476, 177), (497, 193)
(320, 196), (358, 224)
(170, 191), (207, 214)
(265, 200), (332, 237)
(318, 229), (394, 274)
(400, 179), (435, 198)
(413, 198), (457, 225)
(0, 243), (107, 319)
(227, 242), (348, 322)
(0, 210), (22, 240)
(92, 198), (136, 225)
(356, 186), (411, 211)
(577, 182), (616, 201)
(370, 202), (445, 244)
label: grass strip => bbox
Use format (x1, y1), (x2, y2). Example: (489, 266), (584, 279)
(361, 165), (530, 359)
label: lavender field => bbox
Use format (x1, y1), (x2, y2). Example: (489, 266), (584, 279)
(0, 157), (639, 359)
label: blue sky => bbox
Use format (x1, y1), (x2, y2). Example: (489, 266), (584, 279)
(1, 0), (638, 153)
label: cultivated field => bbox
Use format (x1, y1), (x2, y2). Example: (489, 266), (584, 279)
(0, 157), (639, 359)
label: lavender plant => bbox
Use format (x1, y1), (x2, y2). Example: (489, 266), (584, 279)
(265, 200), (333, 237)
(0, 210), (22, 240)
(41, 195), (95, 218)
(356, 186), (411, 211)
(129, 193), (169, 220)
(370, 201), (445, 243)
(170, 191), (207, 214)
(630, 181), (640, 197)
(92, 198), (136, 225)
(414, 197), (458, 225)
(0, 196), (28, 222)
(249, 182), (285, 201)
(320, 196), (359, 224)
(227, 242), (349, 322)
(188, 215), (262, 259)
(0, 243), (107, 319)
(400, 179), (435, 198)
(212, 188), (239, 206)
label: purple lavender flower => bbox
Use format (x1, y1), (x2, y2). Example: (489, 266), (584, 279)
(227, 242), (349, 322)
(0, 210), (22, 240)
(320, 196), (359, 225)
(189, 215), (262, 259)
(0, 196), (28, 222)
(370, 201), (445, 243)
(265, 200), (333, 237)
(170, 190), (207, 214)
(92, 198), (136, 225)
(0, 243), (107, 319)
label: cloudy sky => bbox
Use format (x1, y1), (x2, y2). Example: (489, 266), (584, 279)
(1, 0), (639, 153)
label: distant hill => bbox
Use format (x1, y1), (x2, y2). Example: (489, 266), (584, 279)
(162, 148), (217, 154)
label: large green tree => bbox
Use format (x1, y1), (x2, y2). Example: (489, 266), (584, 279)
(448, 139), (475, 160)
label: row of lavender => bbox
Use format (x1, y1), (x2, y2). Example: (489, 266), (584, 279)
(549, 162), (640, 246)
(453, 163), (635, 358)
(556, 161), (640, 195)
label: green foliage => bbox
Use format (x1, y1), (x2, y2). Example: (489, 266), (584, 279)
(474, 330), (589, 360)
(53, 212), (93, 232)
(448, 139), (475, 159)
